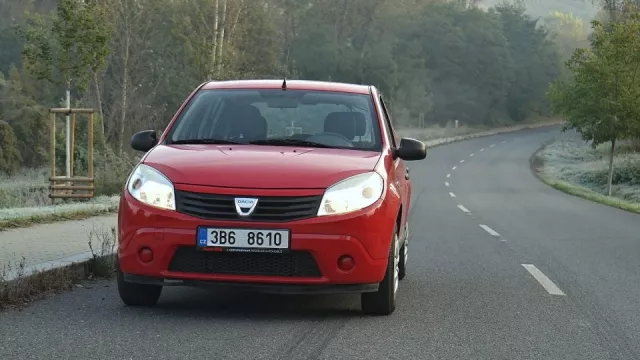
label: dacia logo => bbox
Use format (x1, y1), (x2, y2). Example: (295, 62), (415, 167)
(234, 197), (259, 216)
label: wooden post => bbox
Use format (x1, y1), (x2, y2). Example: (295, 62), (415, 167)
(88, 112), (94, 197)
(50, 111), (56, 205)
(70, 111), (76, 180)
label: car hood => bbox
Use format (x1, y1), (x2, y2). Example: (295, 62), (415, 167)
(142, 144), (381, 189)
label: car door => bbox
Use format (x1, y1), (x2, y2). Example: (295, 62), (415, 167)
(378, 96), (410, 234)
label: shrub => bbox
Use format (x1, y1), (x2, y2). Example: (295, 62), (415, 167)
(0, 120), (22, 175)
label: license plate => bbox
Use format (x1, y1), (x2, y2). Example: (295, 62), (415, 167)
(196, 227), (290, 253)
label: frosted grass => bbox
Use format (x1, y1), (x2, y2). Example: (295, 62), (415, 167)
(0, 168), (48, 190)
(0, 195), (120, 221)
(538, 131), (640, 202)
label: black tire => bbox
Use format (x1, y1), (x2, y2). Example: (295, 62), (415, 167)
(399, 223), (408, 280)
(399, 242), (407, 281)
(361, 226), (398, 315)
(117, 264), (162, 306)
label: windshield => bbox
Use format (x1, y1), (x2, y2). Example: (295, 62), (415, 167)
(165, 89), (382, 151)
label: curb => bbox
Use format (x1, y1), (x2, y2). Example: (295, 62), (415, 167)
(0, 253), (116, 310)
(3, 251), (98, 282)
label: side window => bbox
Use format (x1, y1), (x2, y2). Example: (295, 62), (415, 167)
(379, 96), (397, 148)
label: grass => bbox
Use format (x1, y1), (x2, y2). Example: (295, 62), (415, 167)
(86, 225), (118, 279)
(0, 195), (120, 231)
(0, 149), (135, 229)
(0, 144), (139, 229)
(533, 131), (640, 214)
(537, 176), (640, 213)
(0, 224), (118, 311)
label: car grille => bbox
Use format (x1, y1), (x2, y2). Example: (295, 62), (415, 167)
(174, 190), (322, 222)
(167, 247), (322, 277)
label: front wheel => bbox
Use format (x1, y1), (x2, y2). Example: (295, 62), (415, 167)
(399, 223), (408, 280)
(361, 226), (399, 315)
(117, 263), (162, 306)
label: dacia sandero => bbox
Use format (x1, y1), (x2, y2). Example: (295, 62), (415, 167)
(117, 79), (427, 315)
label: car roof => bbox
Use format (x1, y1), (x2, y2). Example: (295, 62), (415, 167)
(200, 79), (372, 95)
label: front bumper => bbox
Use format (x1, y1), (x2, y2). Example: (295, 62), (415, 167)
(118, 185), (400, 287)
(122, 273), (379, 294)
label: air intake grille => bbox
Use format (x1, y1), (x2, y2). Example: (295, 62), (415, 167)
(175, 190), (322, 222)
(167, 247), (322, 277)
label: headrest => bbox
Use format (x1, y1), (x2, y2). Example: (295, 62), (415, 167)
(323, 112), (367, 139)
(223, 104), (267, 140)
(222, 103), (262, 119)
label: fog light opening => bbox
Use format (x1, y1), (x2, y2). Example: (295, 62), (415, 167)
(337, 255), (355, 272)
(138, 247), (154, 263)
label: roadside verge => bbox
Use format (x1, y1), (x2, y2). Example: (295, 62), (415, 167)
(530, 138), (640, 214)
(0, 195), (119, 232)
(0, 226), (117, 310)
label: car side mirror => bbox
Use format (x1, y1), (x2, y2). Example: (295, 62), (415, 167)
(395, 137), (427, 161)
(131, 130), (158, 152)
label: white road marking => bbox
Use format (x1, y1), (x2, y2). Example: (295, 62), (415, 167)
(470, 153), (474, 157)
(479, 224), (500, 237)
(457, 204), (470, 213)
(490, 144), (496, 148)
(446, 173), (451, 178)
(445, 182), (450, 187)
(449, 192), (456, 198)
(522, 264), (566, 296)
(480, 148), (485, 152)
(452, 166), (457, 171)
(460, 159), (465, 163)
(501, 140), (507, 144)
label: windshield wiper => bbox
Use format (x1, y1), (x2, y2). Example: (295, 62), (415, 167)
(170, 138), (245, 145)
(249, 138), (333, 148)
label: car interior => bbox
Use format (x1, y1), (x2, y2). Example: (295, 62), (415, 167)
(170, 90), (380, 149)
(208, 101), (374, 148)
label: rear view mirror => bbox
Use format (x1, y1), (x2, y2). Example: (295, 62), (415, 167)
(266, 96), (299, 108)
(395, 138), (426, 161)
(262, 91), (301, 108)
(131, 130), (158, 152)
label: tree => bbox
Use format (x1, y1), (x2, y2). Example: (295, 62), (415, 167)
(495, 3), (562, 122)
(19, 0), (112, 177)
(544, 11), (589, 61)
(0, 64), (51, 168)
(0, 120), (22, 175)
(547, 14), (640, 196)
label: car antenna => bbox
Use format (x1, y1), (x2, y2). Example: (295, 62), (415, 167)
(281, 78), (287, 91)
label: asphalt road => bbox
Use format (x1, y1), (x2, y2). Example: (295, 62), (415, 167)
(2, 126), (639, 360)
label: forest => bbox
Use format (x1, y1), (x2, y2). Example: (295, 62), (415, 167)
(0, 0), (595, 196)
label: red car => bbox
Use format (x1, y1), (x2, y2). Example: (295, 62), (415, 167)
(117, 79), (427, 315)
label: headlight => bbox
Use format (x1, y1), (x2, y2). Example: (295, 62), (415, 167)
(126, 163), (176, 210)
(317, 172), (384, 216)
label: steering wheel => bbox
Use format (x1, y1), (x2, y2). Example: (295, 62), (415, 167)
(305, 132), (354, 148)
